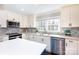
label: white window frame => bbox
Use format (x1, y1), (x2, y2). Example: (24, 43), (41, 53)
(46, 16), (60, 32)
(36, 16), (60, 33)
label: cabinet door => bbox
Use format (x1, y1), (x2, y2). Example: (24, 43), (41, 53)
(2, 36), (9, 41)
(77, 40), (79, 55)
(22, 33), (26, 39)
(35, 36), (43, 43)
(7, 11), (15, 21)
(35, 36), (51, 52)
(27, 15), (35, 27)
(43, 37), (51, 52)
(70, 5), (79, 27)
(0, 11), (7, 27)
(20, 16), (27, 28)
(65, 39), (78, 55)
(60, 7), (71, 27)
(29, 34), (34, 41)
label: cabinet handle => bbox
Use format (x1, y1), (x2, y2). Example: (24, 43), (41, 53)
(0, 25), (1, 27)
(42, 39), (44, 41)
(69, 23), (72, 26)
(66, 43), (67, 46)
(69, 41), (73, 42)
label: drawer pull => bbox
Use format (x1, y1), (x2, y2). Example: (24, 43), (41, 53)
(69, 41), (73, 42)
(42, 39), (44, 41)
(66, 43), (67, 46)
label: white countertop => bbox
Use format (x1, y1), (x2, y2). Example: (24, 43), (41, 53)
(0, 38), (46, 55)
(40, 34), (79, 40)
(25, 33), (79, 40)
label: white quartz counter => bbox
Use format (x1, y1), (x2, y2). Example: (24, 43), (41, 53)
(42, 34), (79, 40)
(0, 38), (46, 55)
(25, 33), (79, 40)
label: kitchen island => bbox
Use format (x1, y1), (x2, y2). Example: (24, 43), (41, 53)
(0, 38), (46, 55)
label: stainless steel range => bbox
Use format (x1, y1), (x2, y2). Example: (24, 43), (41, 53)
(6, 33), (22, 40)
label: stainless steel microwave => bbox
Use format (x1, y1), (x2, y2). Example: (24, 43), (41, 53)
(7, 20), (20, 28)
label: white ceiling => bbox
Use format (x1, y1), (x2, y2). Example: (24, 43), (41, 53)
(4, 4), (65, 15)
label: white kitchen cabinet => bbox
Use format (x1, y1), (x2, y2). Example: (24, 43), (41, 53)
(25, 34), (51, 52)
(22, 33), (27, 39)
(42, 36), (51, 52)
(24, 33), (35, 41)
(7, 11), (20, 22)
(23, 33), (31, 40)
(77, 40), (79, 55)
(65, 39), (78, 55)
(0, 36), (3, 42)
(70, 5), (79, 27)
(33, 35), (41, 43)
(28, 35), (42, 43)
(7, 11), (15, 21)
(7, 11), (27, 28)
(33, 36), (43, 43)
(61, 5), (79, 27)
(8, 12), (27, 28)
(27, 15), (36, 27)
(0, 35), (9, 42)
(33, 36), (51, 52)
(60, 6), (70, 27)
(35, 36), (51, 52)
(0, 10), (8, 27)
(36, 36), (51, 52)
(19, 15), (27, 28)
(2, 35), (9, 41)
(0, 10), (27, 28)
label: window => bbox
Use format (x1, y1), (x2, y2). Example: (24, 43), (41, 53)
(46, 17), (60, 32)
(36, 15), (60, 33)
(36, 19), (46, 32)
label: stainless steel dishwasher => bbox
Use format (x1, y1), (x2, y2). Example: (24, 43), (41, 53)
(51, 37), (65, 55)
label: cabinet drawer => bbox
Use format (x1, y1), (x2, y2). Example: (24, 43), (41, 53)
(3, 36), (9, 41)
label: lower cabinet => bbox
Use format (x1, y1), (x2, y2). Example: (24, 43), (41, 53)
(40, 36), (51, 52)
(33, 36), (51, 52)
(25, 35), (51, 52)
(65, 39), (78, 55)
(3, 35), (9, 41)
(22, 33), (27, 39)
(22, 33), (79, 55)
(0, 35), (9, 42)
(77, 41), (79, 55)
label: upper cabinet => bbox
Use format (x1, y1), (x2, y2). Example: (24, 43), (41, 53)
(70, 5), (79, 27)
(60, 5), (79, 27)
(19, 15), (27, 28)
(60, 6), (70, 27)
(0, 10), (8, 27)
(27, 15), (36, 27)
(7, 11), (19, 22)
(0, 10), (27, 28)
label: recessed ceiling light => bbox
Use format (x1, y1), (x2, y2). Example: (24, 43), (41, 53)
(21, 9), (24, 11)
